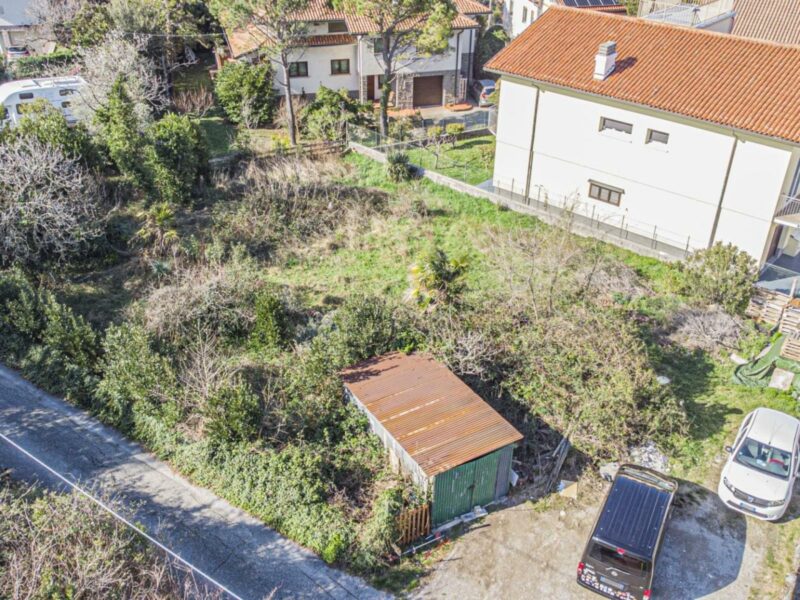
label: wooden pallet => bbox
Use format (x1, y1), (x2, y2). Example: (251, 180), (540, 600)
(781, 303), (800, 337)
(746, 288), (790, 326)
(781, 337), (800, 361)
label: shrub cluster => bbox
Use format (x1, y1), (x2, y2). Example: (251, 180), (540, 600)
(11, 49), (77, 78)
(0, 481), (218, 599)
(681, 242), (757, 315)
(214, 61), (276, 128)
(299, 86), (373, 141)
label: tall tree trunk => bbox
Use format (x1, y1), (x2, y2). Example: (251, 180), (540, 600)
(379, 75), (391, 137)
(282, 62), (297, 147)
(379, 38), (392, 137)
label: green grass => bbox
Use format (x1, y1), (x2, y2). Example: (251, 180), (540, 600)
(403, 135), (495, 185)
(199, 115), (237, 157)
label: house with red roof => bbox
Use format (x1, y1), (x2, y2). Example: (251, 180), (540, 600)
(487, 7), (800, 290)
(224, 0), (490, 108)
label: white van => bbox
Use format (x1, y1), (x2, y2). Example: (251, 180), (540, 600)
(0, 76), (87, 128)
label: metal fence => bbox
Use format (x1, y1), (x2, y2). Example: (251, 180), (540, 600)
(489, 176), (693, 260)
(346, 113), (492, 151)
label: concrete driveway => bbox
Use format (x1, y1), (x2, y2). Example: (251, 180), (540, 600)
(0, 364), (388, 600)
(415, 478), (783, 600)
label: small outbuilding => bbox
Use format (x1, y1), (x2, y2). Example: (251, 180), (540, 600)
(342, 352), (523, 525)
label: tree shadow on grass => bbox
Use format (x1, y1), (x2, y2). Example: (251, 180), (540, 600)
(648, 339), (741, 445)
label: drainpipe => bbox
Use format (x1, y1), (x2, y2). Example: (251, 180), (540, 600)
(523, 85), (541, 199)
(454, 31), (463, 102)
(468, 29), (474, 82)
(708, 133), (739, 247)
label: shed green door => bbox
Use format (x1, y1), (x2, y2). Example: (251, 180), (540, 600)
(471, 450), (502, 507)
(431, 461), (476, 525)
(431, 448), (509, 525)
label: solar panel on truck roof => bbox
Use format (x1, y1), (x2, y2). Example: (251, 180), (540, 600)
(593, 473), (672, 560)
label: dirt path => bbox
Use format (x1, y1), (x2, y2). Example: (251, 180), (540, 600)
(416, 480), (774, 600)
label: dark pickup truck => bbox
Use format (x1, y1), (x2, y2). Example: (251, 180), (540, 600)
(577, 464), (678, 600)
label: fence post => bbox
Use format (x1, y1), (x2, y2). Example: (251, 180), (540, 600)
(652, 225), (658, 249)
(619, 215), (625, 239)
(590, 205), (596, 225)
(684, 236), (691, 256)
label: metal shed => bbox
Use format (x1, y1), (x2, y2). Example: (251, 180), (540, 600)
(342, 352), (523, 525)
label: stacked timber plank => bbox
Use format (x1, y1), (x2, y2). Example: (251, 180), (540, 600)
(746, 288), (790, 326)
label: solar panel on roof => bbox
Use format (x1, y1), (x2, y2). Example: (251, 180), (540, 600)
(562, 0), (622, 6)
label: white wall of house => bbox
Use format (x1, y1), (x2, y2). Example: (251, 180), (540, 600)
(503, 0), (547, 38)
(715, 139), (793, 259)
(492, 76), (798, 261)
(274, 43), (359, 95)
(358, 31), (468, 77)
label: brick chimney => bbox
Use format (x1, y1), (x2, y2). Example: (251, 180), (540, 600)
(594, 41), (617, 81)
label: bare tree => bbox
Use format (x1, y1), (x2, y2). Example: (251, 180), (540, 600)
(26, 0), (84, 46)
(0, 137), (102, 267)
(77, 32), (168, 129)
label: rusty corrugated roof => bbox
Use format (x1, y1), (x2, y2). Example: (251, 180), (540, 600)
(342, 352), (523, 478)
(486, 6), (800, 145)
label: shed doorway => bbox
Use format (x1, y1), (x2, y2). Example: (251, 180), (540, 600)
(431, 447), (511, 525)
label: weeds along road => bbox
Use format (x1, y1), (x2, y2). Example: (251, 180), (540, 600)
(0, 363), (389, 600)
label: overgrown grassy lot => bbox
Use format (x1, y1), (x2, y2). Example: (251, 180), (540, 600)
(2, 149), (799, 594)
(402, 134), (495, 185)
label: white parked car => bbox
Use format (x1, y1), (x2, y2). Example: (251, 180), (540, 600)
(718, 407), (800, 521)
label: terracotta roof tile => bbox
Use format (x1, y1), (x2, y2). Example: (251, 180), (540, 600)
(454, 0), (492, 15)
(732, 0), (800, 46)
(486, 7), (800, 144)
(227, 27), (354, 58)
(345, 12), (479, 35)
(288, 0), (346, 22)
(342, 353), (522, 478)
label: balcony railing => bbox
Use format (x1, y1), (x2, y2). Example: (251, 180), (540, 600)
(638, 0), (734, 27)
(775, 195), (800, 220)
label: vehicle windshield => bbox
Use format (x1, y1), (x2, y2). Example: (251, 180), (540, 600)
(588, 542), (651, 577)
(735, 437), (792, 479)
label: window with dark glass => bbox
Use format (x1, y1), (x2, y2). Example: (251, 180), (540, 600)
(59, 89), (75, 97)
(18, 92), (34, 100)
(589, 181), (623, 206)
(328, 21), (347, 33)
(646, 129), (669, 145)
(289, 61), (309, 77)
(331, 59), (350, 75)
(599, 117), (633, 135)
(373, 37), (384, 54)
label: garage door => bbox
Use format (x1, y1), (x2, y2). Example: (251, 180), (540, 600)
(413, 75), (443, 107)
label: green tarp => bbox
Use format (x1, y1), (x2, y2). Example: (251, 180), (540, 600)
(732, 335), (800, 395)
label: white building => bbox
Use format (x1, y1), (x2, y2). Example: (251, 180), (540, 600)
(225, 0), (490, 108)
(0, 0), (34, 52)
(487, 7), (800, 278)
(503, 0), (626, 39)
(0, 77), (87, 128)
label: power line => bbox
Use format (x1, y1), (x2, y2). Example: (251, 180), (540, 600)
(0, 431), (246, 600)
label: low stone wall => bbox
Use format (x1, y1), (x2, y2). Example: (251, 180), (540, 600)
(348, 141), (683, 262)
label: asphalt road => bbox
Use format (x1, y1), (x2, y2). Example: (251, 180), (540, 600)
(0, 364), (389, 600)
